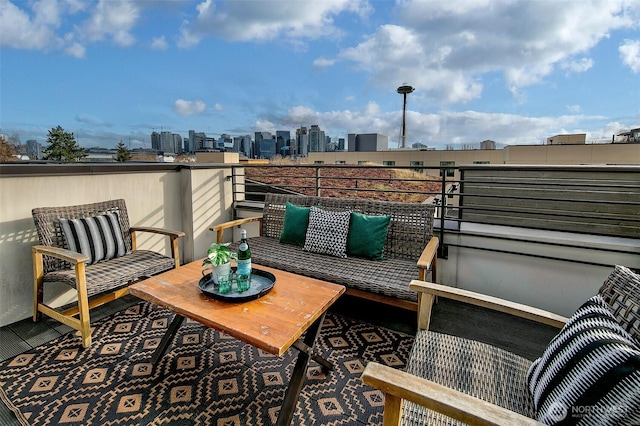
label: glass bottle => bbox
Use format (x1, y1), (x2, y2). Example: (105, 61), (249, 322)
(236, 229), (252, 277)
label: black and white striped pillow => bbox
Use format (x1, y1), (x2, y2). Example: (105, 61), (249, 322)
(59, 212), (127, 265)
(303, 207), (351, 258)
(526, 295), (640, 425)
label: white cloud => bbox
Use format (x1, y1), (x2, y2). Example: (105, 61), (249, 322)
(177, 20), (201, 48)
(178, 0), (371, 46)
(566, 105), (582, 113)
(561, 58), (594, 74)
(64, 42), (86, 58)
(214, 103), (223, 111)
(313, 57), (336, 70)
(338, 0), (639, 105)
(265, 102), (611, 148)
(174, 99), (207, 116)
(79, 0), (139, 46)
(0, 0), (63, 50)
(151, 36), (168, 50)
(0, 0), (139, 55)
(619, 39), (640, 72)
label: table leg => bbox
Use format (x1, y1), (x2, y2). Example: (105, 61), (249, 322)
(275, 312), (330, 426)
(151, 313), (184, 366)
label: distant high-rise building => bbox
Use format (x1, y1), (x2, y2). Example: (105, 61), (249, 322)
(188, 130), (207, 151)
(348, 133), (388, 152)
(308, 125), (325, 152)
(151, 131), (182, 154)
(151, 131), (161, 151)
(338, 138), (345, 151)
(254, 132), (272, 158)
(172, 133), (183, 154)
(259, 137), (276, 159)
(276, 130), (291, 157)
(234, 135), (252, 157)
(218, 134), (233, 151)
(296, 127), (308, 156)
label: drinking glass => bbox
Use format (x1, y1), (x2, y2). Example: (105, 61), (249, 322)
(217, 273), (232, 294)
(237, 273), (251, 292)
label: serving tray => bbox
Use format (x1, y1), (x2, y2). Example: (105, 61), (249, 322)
(198, 268), (276, 302)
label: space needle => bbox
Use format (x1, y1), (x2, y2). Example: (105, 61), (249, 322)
(397, 83), (415, 149)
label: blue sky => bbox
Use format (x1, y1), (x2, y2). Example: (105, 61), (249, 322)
(1, 0), (639, 150)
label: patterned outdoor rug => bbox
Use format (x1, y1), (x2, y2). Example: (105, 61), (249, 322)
(0, 301), (413, 425)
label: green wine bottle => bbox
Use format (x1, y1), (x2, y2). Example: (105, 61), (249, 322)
(237, 229), (252, 276)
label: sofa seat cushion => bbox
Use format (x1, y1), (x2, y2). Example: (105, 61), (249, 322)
(231, 236), (419, 302)
(402, 330), (536, 425)
(44, 250), (176, 297)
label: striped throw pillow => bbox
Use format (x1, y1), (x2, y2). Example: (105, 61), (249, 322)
(59, 212), (127, 265)
(526, 295), (640, 425)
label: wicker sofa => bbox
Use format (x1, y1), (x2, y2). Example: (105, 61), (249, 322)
(212, 193), (439, 309)
(362, 265), (640, 425)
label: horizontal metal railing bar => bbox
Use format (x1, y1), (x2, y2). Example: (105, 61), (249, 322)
(233, 164), (640, 243)
(437, 208), (639, 224)
(462, 194), (640, 211)
(243, 188), (442, 196)
(446, 243), (620, 269)
(462, 179), (640, 188)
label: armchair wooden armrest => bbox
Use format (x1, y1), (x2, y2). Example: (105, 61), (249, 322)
(130, 226), (186, 268)
(409, 280), (568, 330)
(362, 362), (545, 426)
(416, 236), (439, 281)
(210, 216), (263, 243)
(32, 244), (89, 264)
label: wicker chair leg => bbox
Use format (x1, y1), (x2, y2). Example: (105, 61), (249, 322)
(75, 263), (92, 348)
(170, 236), (180, 268)
(382, 394), (402, 426)
(32, 250), (44, 322)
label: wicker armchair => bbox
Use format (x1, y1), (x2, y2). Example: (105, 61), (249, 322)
(32, 199), (185, 347)
(362, 280), (568, 425)
(362, 265), (640, 425)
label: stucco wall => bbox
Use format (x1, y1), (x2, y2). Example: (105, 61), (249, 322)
(0, 164), (235, 327)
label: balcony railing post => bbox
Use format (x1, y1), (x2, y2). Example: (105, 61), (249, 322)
(315, 167), (320, 197)
(438, 167), (448, 259)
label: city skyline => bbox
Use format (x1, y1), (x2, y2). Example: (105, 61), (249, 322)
(1, 0), (639, 150)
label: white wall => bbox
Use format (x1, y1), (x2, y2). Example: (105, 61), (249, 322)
(0, 165), (235, 327)
(439, 224), (640, 317)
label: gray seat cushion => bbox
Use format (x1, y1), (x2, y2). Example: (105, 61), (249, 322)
(44, 250), (176, 297)
(402, 330), (536, 425)
(231, 237), (420, 302)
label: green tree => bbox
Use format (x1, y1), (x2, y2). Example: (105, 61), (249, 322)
(115, 140), (132, 162)
(0, 136), (17, 161)
(42, 126), (87, 163)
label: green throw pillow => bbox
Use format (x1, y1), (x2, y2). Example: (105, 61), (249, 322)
(279, 202), (311, 246)
(347, 212), (391, 260)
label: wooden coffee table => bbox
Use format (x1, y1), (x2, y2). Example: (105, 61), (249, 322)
(129, 260), (345, 425)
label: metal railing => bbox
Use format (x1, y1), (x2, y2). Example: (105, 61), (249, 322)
(229, 163), (640, 266)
